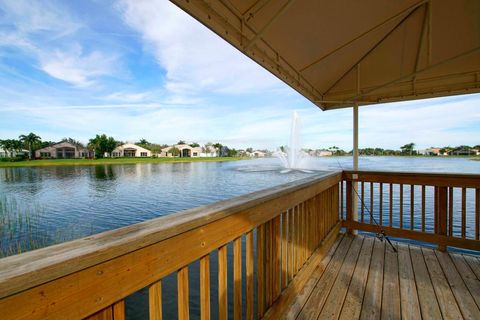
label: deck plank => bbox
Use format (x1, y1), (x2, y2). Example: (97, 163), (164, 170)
(339, 236), (374, 320)
(381, 243), (401, 320)
(318, 236), (364, 320)
(296, 234), (353, 320)
(449, 253), (480, 309)
(398, 243), (422, 320)
(409, 245), (442, 320)
(422, 247), (463, 320)
(464, 255), (480, 280)
(435, 250), (480, 319)
(359, 238), (385, 320)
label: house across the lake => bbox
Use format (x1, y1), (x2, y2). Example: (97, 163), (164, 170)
(418, 147), (442, 156)
(112, 143), (151, 157)
(317, 150), (333, 157)
(248, 150), (266, 158)
(160, 144), (216, 157)
(35, 141), (93, 159)
(450, 146), (477, 156)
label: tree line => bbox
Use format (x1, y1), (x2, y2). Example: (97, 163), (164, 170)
(313, 143), (480, 156)
(0, 133), (246, 160)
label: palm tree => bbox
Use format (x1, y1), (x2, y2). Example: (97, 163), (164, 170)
(19, 133), (41, 160)
(213, 143), (223, 157)
(88, 134), (118, 158)
(138, 138), (149, 145)
(400, 143), (415, 156)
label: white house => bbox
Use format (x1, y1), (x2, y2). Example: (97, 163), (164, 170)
(35, 141), (92, 159)
(317, 150), (333, 157)
(249, 150), (266, 158)
(160, 144), (217, 157)
(112, 143), (152, 157)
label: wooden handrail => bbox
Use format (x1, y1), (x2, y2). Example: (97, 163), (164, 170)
(0, 171), (342, 320)
(343, 170), (480, 188)
(341, 170), (480, 251)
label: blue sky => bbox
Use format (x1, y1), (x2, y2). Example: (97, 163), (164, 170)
(0, 0), (479, 150)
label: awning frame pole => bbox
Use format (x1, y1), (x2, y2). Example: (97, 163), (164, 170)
(351, 65), (360, 234)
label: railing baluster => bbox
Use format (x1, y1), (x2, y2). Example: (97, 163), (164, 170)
(346, 180), (353, 233)
(410, 184), (414, 230)
(361, 181), (365, 223)
(272, 216), (281, 301)
(265, 220), (272, 307)
(288, 208), (294, 282)
(370, 182), (374, 224)
(462, 188), (466, 239)
(297, 204), (301, 270)
(113, 300), (125, 320)
(246, 231), (254, 320)
(301, 202), (306, 267)
(389, 183), (393, 227)
(177, 266), (189, 320)
(306, 200), (311, 256)
(200, 255), (210, 320)
(295, 205), (300, 274)
(400, 184), (404, 229)
(379, 183), (383, 226)
(281, 211), (288, 290)
(448, 187), (453, 236)
(149, 280), (162, 320)
(256, 224), (265, 318)
(340, 181), (344, 220)
(436, 187), (448, 251)
(421, 185), (426, 232)
(218, 245), (228, 320)
(233, 237), (242, 320)
(476, 188), (480, 240)
(322, 191), (326, 238)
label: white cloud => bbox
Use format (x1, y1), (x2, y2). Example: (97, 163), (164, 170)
(0, 0), (121, 87)
(117, 0), (287, 96)
(0, 0), (80, 37)
(103, 91), (152, 103)
(39, 45), (119, 87)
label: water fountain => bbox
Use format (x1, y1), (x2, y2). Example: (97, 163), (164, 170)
(274, 111), (312, 173)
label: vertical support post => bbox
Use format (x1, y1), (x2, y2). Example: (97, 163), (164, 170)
(435, 186), (448, 251)
(346, 180), (353, 233)
(351, 99), (359, 234)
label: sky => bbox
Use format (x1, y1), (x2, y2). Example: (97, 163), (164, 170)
(0, 0), (479, 151)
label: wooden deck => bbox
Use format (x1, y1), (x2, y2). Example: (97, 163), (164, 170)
(274, 233), (480, 320)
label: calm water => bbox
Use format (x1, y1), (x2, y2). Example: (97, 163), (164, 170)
(0, 156), (479, 319)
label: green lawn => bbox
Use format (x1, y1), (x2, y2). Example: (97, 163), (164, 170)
(0, 157), (246, 167)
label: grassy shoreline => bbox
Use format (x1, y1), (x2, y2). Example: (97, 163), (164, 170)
(0, 157), (246, 167)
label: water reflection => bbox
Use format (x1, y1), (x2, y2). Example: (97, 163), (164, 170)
(93, 165), (116, 180)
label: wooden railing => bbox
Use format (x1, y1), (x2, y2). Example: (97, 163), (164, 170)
(0, 172), (341, 320)
(341, 171), (480, 251)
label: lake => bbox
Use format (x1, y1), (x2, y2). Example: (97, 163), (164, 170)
(1, 156), (479, 255)
(1, 156), (479, 319)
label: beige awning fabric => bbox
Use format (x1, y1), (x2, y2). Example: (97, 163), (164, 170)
(170, 0), (480, 110)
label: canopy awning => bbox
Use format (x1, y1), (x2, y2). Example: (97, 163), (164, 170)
(171, 0), (480, 110)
